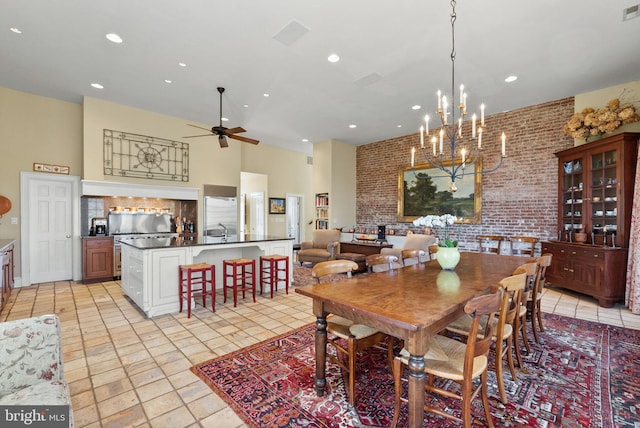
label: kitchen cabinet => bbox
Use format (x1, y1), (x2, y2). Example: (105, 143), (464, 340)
(82, 237), (114, 283)
(545, 132), (638, 307)
(1, 240), (15, 312)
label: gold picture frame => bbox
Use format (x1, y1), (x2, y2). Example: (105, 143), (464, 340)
(397, 158), (482, 224)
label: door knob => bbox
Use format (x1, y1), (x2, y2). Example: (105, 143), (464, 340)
(66, 234), (71, 238)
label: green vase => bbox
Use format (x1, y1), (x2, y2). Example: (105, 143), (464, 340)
(436, 246), (460, 270)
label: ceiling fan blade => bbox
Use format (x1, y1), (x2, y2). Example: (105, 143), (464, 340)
(183, 134), (214, 138)
(228, 134), (260, 145)
(225, 127), (246, 135)
(219, 135), (229, 148)
(187, 124), (213, 132)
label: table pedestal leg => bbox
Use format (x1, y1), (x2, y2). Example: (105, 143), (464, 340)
(314, 315), (327, 396)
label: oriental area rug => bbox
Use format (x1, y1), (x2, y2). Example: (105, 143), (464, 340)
(190, 312), (640, 427)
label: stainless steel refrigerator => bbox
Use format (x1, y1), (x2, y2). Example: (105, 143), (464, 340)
(203, 197), (238, 240)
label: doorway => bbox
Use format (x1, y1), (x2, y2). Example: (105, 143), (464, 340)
(286, 194), (303, 244)
(20, 172), (81, 285)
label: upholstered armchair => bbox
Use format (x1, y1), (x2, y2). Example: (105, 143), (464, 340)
(381, 233), (437, 268)
(298, 229), (341, 265)
(0, 314), (73, 426)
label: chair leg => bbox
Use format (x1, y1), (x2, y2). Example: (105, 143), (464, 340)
(480, 370), (495, 428)
(347, 338), (356, 406)
(512, 318), (524, 368)
(494, 338), (507, 404)
(530, 310), (540, 344)
(506, 335), (517, 382)
(536, 302), (545, 332)
(391, 358), (402, 428)
(520, 316), (531, 354)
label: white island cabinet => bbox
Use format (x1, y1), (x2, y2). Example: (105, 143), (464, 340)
(120, 235), (293, 317)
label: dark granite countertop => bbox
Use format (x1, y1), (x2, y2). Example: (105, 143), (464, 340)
(119, 235), (293, 250)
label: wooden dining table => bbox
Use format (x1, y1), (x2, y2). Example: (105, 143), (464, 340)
(295, 251), (530, 428)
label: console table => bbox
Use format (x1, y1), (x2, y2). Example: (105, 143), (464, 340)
(340, 241), (393, 255)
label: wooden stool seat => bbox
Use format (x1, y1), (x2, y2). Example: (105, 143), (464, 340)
(259, 255), (289, 298)
(179, 263), (215, 318)
(223, 258), (256, 307)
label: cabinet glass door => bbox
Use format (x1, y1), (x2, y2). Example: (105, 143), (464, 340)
(561, 157), (584, 235)
(590, 149), (618, 244)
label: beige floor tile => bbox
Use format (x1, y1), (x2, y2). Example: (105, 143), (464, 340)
(97, 390), (139, 419)
(142, 391), (183, 420)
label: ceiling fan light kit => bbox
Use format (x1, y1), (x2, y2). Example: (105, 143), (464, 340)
(184, 87), (259, 148)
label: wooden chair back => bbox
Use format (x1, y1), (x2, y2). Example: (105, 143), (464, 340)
(498, 273), (527, 326)
(509, 236), (539, 257)
(366, 254), (398, 272)
(312, 260), (359, 282)
(400, 249), (425, 265)
(463, 291), (502, 366)
(477, 235), (503, 254)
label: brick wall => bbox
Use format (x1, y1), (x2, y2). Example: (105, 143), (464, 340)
(356, 97), (576, 251)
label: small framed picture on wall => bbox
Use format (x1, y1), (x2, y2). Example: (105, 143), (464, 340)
(269, 197), (286, 214)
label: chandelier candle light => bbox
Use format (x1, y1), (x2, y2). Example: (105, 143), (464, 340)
(411, 0), (507, 192)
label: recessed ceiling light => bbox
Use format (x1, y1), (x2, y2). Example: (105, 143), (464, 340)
(243, 104), (249, 108)
(397, 125), (402, 128)
(349, 124), (357, 129)
(90, 83), (104, 89)
(302, 138), (309, 142)
(327, 53), (340, 63)
(412, 105), (421, 110)
(221, 117), (229, 122)
(105, 33), (123, 43)
(164, 79), (172, 83)
(178, 62), (186, 67)
(505, 75), (518, 83)
(10, 27), (22, 34)
(263, 93), (270, 97)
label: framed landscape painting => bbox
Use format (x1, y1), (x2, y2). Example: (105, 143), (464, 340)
(397, 159), (482, 224)
(269, 197), (286, 214)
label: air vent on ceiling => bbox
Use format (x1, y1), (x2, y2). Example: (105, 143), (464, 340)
(354, 72), (383, 88)
(623, 4), (639, 21)
(273, 20), (310, 46)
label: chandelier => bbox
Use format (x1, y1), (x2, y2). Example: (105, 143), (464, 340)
(411, 0), (506, 192)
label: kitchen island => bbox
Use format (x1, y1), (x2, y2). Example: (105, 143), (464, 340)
(120, 235), (293, 317)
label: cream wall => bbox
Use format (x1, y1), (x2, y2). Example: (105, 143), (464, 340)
(573, 80), (640, 144)
(240, 144), (313, 239)
(0, 87), (83, 280)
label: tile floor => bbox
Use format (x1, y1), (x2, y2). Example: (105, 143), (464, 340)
(1, 277), (638, 427)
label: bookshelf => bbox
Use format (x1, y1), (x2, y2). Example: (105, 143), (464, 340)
(315, 193), (329, 229)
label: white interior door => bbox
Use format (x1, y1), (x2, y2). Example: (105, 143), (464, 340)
(23, 174), (75, 284)
(249, 192), (265, 237)
(286, 195), (302, 244)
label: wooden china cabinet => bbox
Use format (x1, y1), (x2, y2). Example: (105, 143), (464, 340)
(542, 132), (638, 307)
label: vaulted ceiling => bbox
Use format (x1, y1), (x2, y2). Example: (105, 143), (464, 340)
(1, 0), (639, 154)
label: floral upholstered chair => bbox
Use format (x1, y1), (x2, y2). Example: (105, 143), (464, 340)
(0, 314), (73, 426)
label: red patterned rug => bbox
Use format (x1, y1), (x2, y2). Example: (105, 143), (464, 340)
(191, 312), (639, 427)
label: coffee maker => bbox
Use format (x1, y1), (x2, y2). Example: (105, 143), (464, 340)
(91, 218), (107, 236)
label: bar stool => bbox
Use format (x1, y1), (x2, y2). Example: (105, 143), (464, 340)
(223, 258), (256, 307)
(259, 255), (289, 298)
(179, 263), (215, 318)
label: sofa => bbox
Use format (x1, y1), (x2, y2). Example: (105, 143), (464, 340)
(298, 229), (341, 265)
(0, 314), (73, 427)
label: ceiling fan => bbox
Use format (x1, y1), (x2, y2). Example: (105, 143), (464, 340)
(184, 87), (259, 148)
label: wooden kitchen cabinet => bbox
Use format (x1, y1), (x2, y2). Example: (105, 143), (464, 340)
(82, 237), (114, 283)
(544, 132), (638, 307)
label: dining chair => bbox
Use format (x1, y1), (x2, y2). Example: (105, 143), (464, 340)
(445, 272), (526, 404)
(391, 291), (502, 428)
(400, 249), (425, 267)
(311, 260), (393, 406)
(529, 253), (552, 343)
(512, 261), (538, 364)
(365, 254), (398, 273)
(477, 235), (503, 254)
(509, 236), (539, 257)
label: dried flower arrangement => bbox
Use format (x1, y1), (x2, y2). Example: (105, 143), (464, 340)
(563, 98), (640, 141)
